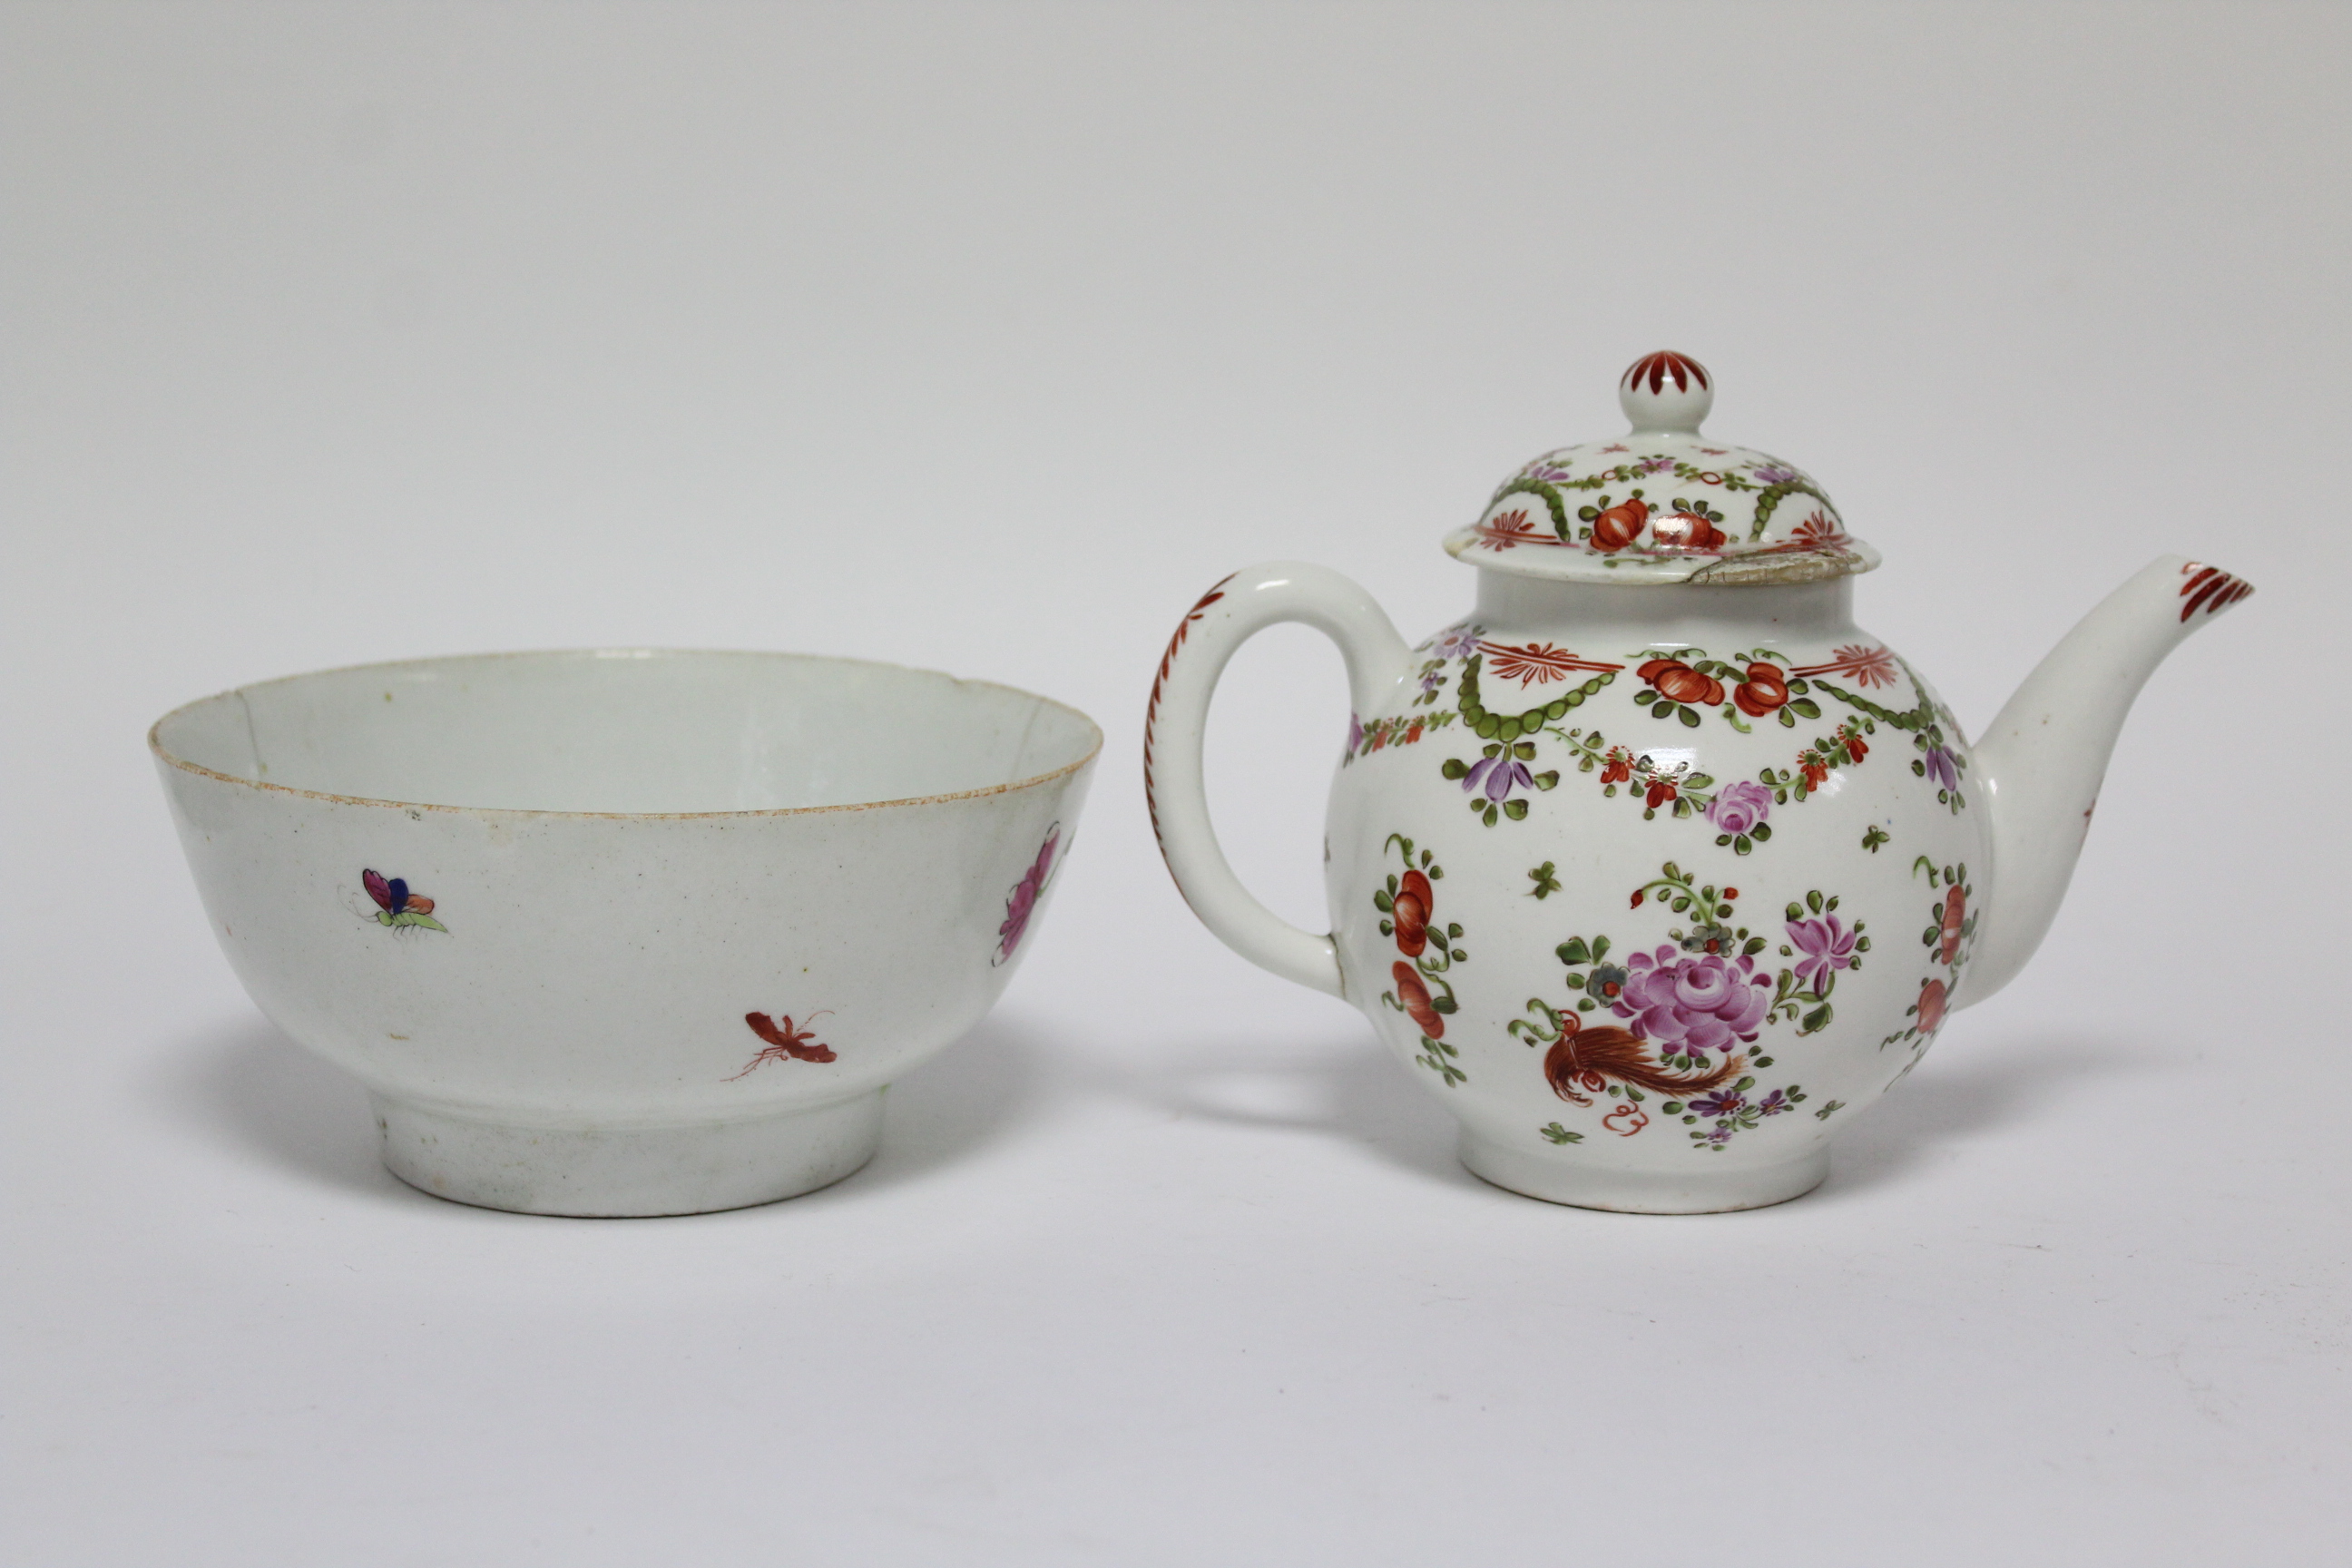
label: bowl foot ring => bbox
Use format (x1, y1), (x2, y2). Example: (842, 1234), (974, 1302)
(369, 1090), (885, 1217)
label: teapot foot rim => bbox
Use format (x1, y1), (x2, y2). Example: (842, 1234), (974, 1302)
(1457, 1135), (1828, 1215)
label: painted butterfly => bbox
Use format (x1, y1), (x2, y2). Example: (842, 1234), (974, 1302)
(730, 1011), (837, 1078)
(363, 868), (447, 932)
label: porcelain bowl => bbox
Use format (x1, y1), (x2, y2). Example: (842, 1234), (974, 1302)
(152, 650), (1100, 1216)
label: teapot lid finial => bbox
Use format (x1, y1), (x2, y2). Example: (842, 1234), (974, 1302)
(1619, 350), (1712, 434)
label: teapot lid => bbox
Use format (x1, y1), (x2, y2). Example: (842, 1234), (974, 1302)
(1442, 352), (1879, 585)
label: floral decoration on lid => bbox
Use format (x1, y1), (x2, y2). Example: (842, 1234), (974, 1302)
(1443, 352), (1879, 586)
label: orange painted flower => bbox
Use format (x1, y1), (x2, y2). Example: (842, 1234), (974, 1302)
(1637, 657), (1724, 708)
(1393, 961), (1445, 1038)
(1600, 750), (1632, 786)
(1916, 977), (1948, 1035)
(1391, 869), (1433, 957)
(1590, 497), (1650, 551)
(1939, 885), (1965, 965)
(1731, 661), (1790, 717)
(1651, 511), (1728, 552)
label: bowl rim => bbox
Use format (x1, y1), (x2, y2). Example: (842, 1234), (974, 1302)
(148, 646), (1104, 821)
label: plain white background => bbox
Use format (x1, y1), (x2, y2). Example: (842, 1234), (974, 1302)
(6, 4), (2347, 1563)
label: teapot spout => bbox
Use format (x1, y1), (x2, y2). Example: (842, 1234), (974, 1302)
(1964, 555), (2252, 1006)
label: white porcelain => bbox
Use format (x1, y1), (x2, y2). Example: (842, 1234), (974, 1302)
(152, 650), (1100, 1216)
(1146, 353), (2251, 1213)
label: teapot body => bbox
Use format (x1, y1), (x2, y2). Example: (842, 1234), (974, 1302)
(1323, 573), (1985, 1210)
(1145, 354), (2249, 1213)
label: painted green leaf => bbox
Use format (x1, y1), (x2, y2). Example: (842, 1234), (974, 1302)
(1556, 937), (1592, 965)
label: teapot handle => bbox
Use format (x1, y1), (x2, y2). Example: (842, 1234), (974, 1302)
(1145, 562), (1412, 999)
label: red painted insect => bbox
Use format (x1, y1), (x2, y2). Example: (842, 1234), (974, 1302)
(730, 1011), (837, 1078)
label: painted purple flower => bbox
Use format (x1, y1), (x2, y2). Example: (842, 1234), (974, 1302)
(1431, 622), (1483, 661)
(1524, 461), (1574, 484)
(1786, 913), (1858, 993)
(1756, 1088), (1791, 1116)
(1463, 753), (1534, 802)
(1634, 455), (1675, 475)
(1612, 946), (1771, 1057)
(1923, 745), (1959, 792)
(1752, 465), (1800, 485)
(1703, 779), (1773, 837)
(1690, 1089), (1747, 1120)
(1348, 712), (1365, 753)
(995, 827), (1061, 963)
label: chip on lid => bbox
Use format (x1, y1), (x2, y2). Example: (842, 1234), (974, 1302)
(1442, 352), (1878, 585)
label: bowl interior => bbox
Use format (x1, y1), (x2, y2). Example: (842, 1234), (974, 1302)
(152, 650), (1101, 814)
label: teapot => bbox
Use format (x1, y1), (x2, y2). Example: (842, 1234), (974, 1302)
(1145, 351), (2250, 1212)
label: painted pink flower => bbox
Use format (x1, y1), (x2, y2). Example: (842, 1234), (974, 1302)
(1704, 780), (1773, 838)
(1612, 946), (1770, 1059)
(995, 827), (1061, 962)
(1786, 913), (1857, 993)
